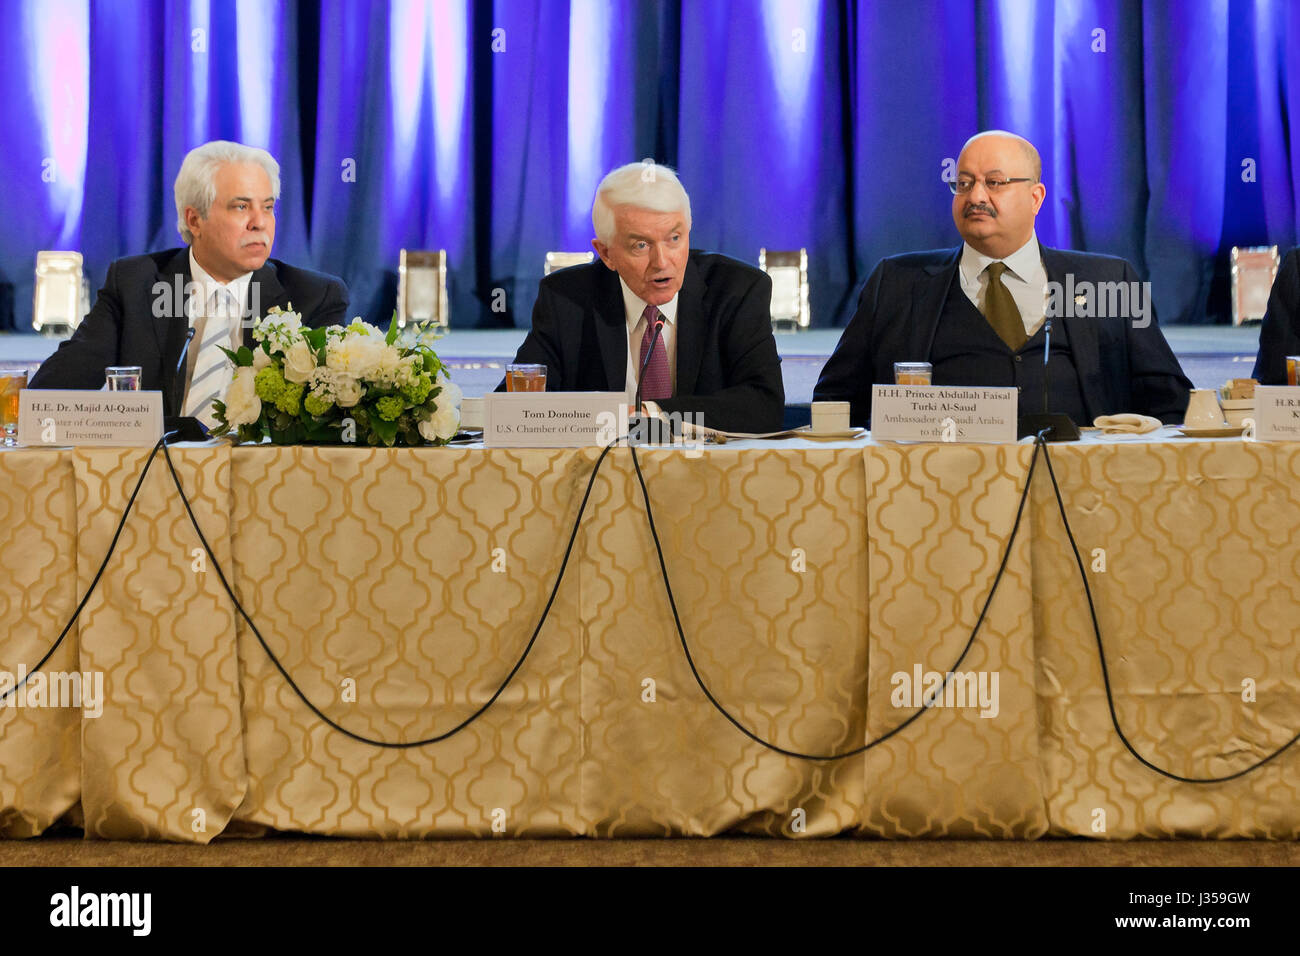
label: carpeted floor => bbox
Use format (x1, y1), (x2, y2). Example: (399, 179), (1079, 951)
(2, 836), (1297, 867)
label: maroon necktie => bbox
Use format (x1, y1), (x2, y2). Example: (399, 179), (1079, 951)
(637, 305), (671, 401)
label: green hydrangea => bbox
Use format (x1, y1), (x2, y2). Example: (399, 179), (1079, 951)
(254, 366), (286, 402)
(276, 381), (305, 416)
(253, 366), (305, 415)
(304, 392), (332, 417)
(400, 373), (433, 405)
(375, 395), (405, 421)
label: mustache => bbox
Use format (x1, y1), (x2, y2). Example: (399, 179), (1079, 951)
(240, 234), (269, 247)
(963, 204), (996, 218)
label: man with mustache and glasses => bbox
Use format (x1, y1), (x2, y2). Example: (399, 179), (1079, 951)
(814, 130), (1191, 427)
(31, 140), (348, 429)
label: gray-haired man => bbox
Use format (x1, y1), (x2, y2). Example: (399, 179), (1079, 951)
(31, 140), (348, 428)
(501, 162), (784, 434)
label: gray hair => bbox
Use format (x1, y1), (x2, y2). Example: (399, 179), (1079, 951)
(174, 140), (281, 244)
(591, 162), (692, 242)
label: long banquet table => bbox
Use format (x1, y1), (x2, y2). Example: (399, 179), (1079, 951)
(1, 431), (1297, 841)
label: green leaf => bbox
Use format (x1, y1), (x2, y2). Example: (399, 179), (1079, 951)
(303, 327), (328, 351)
(386, 311), (399, 346)
(370, 415), (399, 446)
(218, 345), (252, 367)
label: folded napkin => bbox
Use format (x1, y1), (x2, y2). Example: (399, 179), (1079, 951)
(1092, 413), (1162, 434)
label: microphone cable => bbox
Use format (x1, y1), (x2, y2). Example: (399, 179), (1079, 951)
(157, 438), (621, 747)
(19, 430), (1294, 781)
(1037, 436), (1300, 783)
(0, 435), (170, 704)
(625, 438), (1043, 761)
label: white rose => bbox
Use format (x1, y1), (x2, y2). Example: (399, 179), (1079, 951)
(419, 402), (459, 442)
(436, 374), (462, 408)
(333, 374), (363, 408)
(283, 339), (317, 384)
(223, 366), (262, 427)
(252, 347), (273, 372)
(370, 348), (405, 387)
(327, 333), (385, 379)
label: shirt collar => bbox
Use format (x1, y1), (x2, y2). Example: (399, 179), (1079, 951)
(618, 276), (679, 329)
(960, 232), (1041, 285)
(188, 247), (253, 313)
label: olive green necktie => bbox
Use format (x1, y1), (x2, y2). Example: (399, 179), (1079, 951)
(984, 261), (1027, 351)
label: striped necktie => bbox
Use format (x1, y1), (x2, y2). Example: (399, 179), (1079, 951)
(637, 305), (671, 401)
(183, 288), (237, 426)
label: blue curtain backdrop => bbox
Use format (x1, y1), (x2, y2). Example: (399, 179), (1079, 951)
(1, 0), (1297, 332)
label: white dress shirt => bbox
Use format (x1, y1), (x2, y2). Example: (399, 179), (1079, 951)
(958, 233), (1049, 337)
(185, 248), (253, 398)
(619, 277), (678, 408)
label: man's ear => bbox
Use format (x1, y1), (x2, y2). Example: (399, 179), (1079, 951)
(592, 238), (615, 271)
(1030, 183), (1047, 215)
(185, 206), (205, 239)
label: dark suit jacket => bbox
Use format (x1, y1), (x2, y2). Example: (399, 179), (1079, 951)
(502, 251), (785, 433)
(814, 243), (1193, 426)
(1251, 247), (1300, 385)
(30, 247), (348, 415)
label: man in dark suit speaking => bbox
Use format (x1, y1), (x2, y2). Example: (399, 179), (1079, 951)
(814, 131), (1191, 427)
(30, 140), (348, 428)
(502, 162), (784, 434)
(1251, 247), (1300, 384)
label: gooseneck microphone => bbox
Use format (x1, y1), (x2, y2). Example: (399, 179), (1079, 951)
(1043, 319), (1052, 415)
(168, 326), (196, 415)
(634, 315), (665, 412)
(1017, 317), (1081, 441)
(164, 326), (210, 443)
(631, 315), (667, 445)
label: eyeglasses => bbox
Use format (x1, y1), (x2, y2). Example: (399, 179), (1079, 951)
(950, 176), (1036, 195)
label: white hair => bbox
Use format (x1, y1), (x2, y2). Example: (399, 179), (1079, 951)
(174, 140), (281, 244)
(591, 162), (692, 242)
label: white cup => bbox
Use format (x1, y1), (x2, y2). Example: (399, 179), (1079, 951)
(1183, 389), (1226, 429)
(460, 396), (483, 429)
(810, 401), (851, 434)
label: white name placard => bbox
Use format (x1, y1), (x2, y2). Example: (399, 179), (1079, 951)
(1253, 386), (1300, 441)
(484, 392), (624, 447)
(871, 385), (1018, 444)
(18, 389), (163, 447)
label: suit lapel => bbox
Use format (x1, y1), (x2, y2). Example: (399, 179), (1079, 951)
(1040, 243), (1101, 416)
(674, 259), (704, 397)
(913, 246), (962, 361)
(592, 266), (628, 390)
(153, 248), (192, 354)
(244, 261), (286, 349)
(152, 249), (192, 412)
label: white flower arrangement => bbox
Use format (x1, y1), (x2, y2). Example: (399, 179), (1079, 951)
(211, 307), (461, 446)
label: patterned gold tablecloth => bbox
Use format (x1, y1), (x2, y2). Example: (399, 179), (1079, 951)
(1032, 438), (1300, 838)
(1, 434), (1296, 840)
